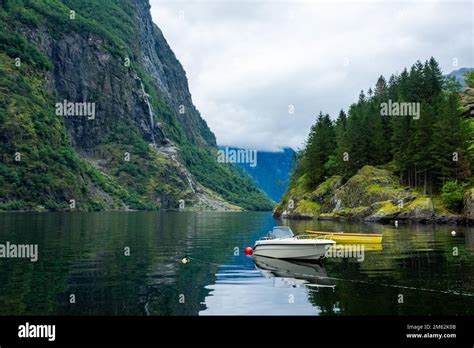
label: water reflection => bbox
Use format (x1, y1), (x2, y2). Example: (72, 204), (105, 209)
(466, 230), (474, 252)
(253, 256), (335, 289)
(0, 212), (473, 315)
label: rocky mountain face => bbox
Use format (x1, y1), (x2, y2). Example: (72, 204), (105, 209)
(23, 0), (212, 154)
(133, 0), (216, 148)
(22, 26), (165, 150)
(0, 0), (272, 211)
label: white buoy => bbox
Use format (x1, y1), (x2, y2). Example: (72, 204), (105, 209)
(394, 220), (398, 228)
(181, 257), (189, 264)
(451, 231), (456, 236)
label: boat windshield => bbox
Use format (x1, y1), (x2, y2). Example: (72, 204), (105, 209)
(268, 226), (294, 239)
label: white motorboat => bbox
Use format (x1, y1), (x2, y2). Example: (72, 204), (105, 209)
(252, 226), (335, 260)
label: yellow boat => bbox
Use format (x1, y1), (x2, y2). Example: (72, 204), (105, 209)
(326, 243), (383, 251)
(306, 230), (383, 244)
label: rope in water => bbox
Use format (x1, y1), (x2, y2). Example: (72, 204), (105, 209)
(143, 255), (474, 315)
(185, 256), (222, 267)
(181, 255), (474, 298)
(307, 274), (474, 297)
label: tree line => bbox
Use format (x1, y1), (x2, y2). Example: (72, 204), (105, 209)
(295, 57), (472, 196)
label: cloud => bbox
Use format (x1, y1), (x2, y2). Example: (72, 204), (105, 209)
(150, 0), (473, 151)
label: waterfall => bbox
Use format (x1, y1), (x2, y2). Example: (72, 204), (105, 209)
(333, 197), (342, 212)
(138, 80), (196, 196)
(140, 81), (156, 145)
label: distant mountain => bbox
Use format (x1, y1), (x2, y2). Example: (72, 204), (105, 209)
(219, 146), (295, 202)
(447, 67), (474, 88)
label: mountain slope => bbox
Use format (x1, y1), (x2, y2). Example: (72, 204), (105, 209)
(447, 67), (474, 89)
(219, 146), (295, 202)
(0, 0), (273, 211)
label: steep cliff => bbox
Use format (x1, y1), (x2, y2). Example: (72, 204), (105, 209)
(0, 0), (273, 211)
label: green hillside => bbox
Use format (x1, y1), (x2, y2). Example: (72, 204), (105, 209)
(275, 59), (473, 222)
(0, 0), (273, 211)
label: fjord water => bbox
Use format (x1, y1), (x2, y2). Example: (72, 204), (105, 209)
(0, 211), (473, 315)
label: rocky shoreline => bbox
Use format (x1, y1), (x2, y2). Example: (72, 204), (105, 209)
(273, 166), (473, 225)
(273, 210), (471, 225)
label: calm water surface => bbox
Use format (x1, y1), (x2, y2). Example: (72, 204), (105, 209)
(0, 211), (473, 315)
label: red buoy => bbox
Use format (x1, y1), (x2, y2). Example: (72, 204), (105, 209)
(245, 247), (253, 256)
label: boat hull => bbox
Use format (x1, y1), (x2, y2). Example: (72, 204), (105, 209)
(253, 239), (334, 260)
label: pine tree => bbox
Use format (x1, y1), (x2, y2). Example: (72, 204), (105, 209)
(334, 109), (348, 177)
(343, 104), (367, 178)
(375, 75), (387, 97)
(430, 93), (468, 186)
(412, 101), (435, 192)
(303, 112), (336, 186)
(367, 98), (386, 164)
(424, 57), (443, 98)
(374, 75), (392, 161)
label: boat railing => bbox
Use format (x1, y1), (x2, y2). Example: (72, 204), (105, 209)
(295, 234), (334, 240)
(260, 235), (294, 240)
(260, 233), (336, 241)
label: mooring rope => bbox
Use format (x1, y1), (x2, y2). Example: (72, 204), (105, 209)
(182, 256), (474, 297)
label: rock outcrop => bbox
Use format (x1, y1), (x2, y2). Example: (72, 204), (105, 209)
(274, 165), (471, 224)
(460, 87), (474, 117)
(464, 188), (474, 221)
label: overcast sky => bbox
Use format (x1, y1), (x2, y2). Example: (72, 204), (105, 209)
(149, 0), (473, 151)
